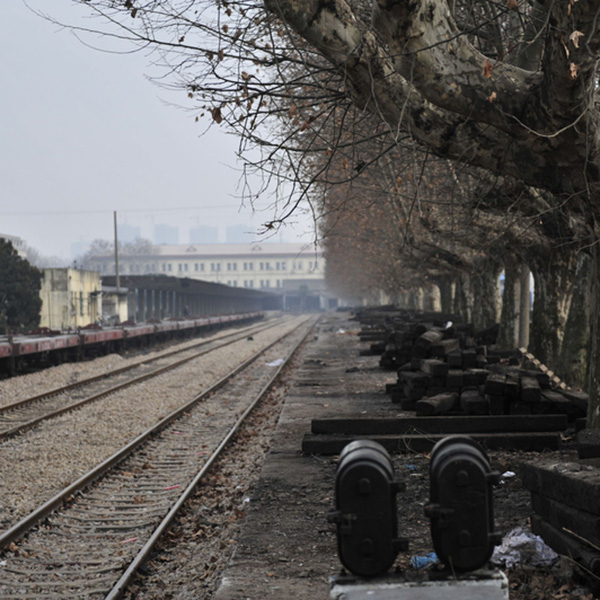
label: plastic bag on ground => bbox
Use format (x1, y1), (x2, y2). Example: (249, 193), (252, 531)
(411, 552), (439, 569)
(266, 358), (285, 366)
(491, 526), (559, 568)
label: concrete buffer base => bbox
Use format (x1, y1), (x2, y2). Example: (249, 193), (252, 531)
(330, 569), (509, 600)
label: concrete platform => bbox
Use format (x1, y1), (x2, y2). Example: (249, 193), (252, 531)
(213, 315), (401, 599)
(212, 314), (537, 598)
(330, 570), (509, 599)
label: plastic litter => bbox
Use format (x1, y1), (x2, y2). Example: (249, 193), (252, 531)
(411, 552), (439, 569)
(336, 328), (346, 334)
(500, 470), (516, 483)
(404, 464), (416, 471)
(266, 358), (285, 366)
(119, 537), (139, 545)
(490, 526), (558, 568)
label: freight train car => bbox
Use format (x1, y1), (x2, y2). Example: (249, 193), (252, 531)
(0, 312), (262, 377)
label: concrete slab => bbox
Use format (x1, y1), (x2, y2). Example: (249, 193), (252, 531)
(330, 570), (509, 599)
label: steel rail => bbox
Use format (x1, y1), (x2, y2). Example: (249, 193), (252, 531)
(0, 317), (292, 441)
(0, 316), (314, 553)
(104, 316), (316, 600)
(0, 315), (276, 416)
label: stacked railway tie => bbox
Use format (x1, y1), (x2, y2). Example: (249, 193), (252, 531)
(517, 456), (600, 589)
(517, 356), (600, 585)
(303, 309), (588, 455)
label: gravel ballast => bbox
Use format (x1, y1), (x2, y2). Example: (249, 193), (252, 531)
(0, 317), (307, 531)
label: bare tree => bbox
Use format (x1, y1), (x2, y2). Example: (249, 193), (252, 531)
(79, 237), (156, 268)
(49, 0), (600, 422)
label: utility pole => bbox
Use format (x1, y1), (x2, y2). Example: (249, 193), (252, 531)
(114, 211), (120, 292)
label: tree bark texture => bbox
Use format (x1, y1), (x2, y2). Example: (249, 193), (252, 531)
(470, 258), (501, 332)
(260, 0), (600, 423)
(586, 240), (600, 428)
(557, 253), (591, 389)
(453, 273), (472, 325)
(518, 265), (531, 349)
(528, 250), (577, 370)
(266, 0), (600, 196)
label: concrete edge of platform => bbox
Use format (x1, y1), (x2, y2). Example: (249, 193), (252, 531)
(330, 569), (509, 600)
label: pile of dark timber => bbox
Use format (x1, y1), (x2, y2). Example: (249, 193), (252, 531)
(302, 308), (588, 455)
(520, 459), (600, 584)
(357, 307), (587, 420)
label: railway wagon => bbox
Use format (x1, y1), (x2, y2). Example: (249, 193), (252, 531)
(0, 312), (262, 377)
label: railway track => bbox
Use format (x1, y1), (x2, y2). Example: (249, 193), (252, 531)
(0, 315), (316, 599)
(0, 316), (292, 441)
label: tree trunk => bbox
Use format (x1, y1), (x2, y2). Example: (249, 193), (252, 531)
(470, 259), (501, 332)
(435, 276), (454, 315)
(496, 255), (521, 350)
(453, 273), (472, 324)
(423, 284), (441, 312)
(518, 265), (531, 349)
(557, 253), (591, 389)
(410, 288), (424, 310)
(528, 249), (577, 370)
(588, 241), (600, 429)
(405, 288), (420, 310)
(396, 290), (408, 308)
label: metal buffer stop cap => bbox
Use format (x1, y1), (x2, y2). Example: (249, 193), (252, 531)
(425, 435), (502, 572)
(328, 440), (408, 577)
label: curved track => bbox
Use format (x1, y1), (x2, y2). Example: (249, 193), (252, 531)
(0, 315), (316, 599)
(0, 316), (291, 441)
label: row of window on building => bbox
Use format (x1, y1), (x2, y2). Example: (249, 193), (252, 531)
(166, 260), (316, 274)
(99, 260), (319, 275)
(225, 280), (284, 288)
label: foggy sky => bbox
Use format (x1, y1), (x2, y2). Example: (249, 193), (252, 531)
(1, 1), (314, 261)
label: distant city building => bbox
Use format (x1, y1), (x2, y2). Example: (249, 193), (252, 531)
(0, 233), (26, 257)
(189, 225), (219, 244)
(117, 224), (141, 243)
(154, 223), (179, 244)
(86, 242), (334, 309)
(225, 224), (252, 243)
